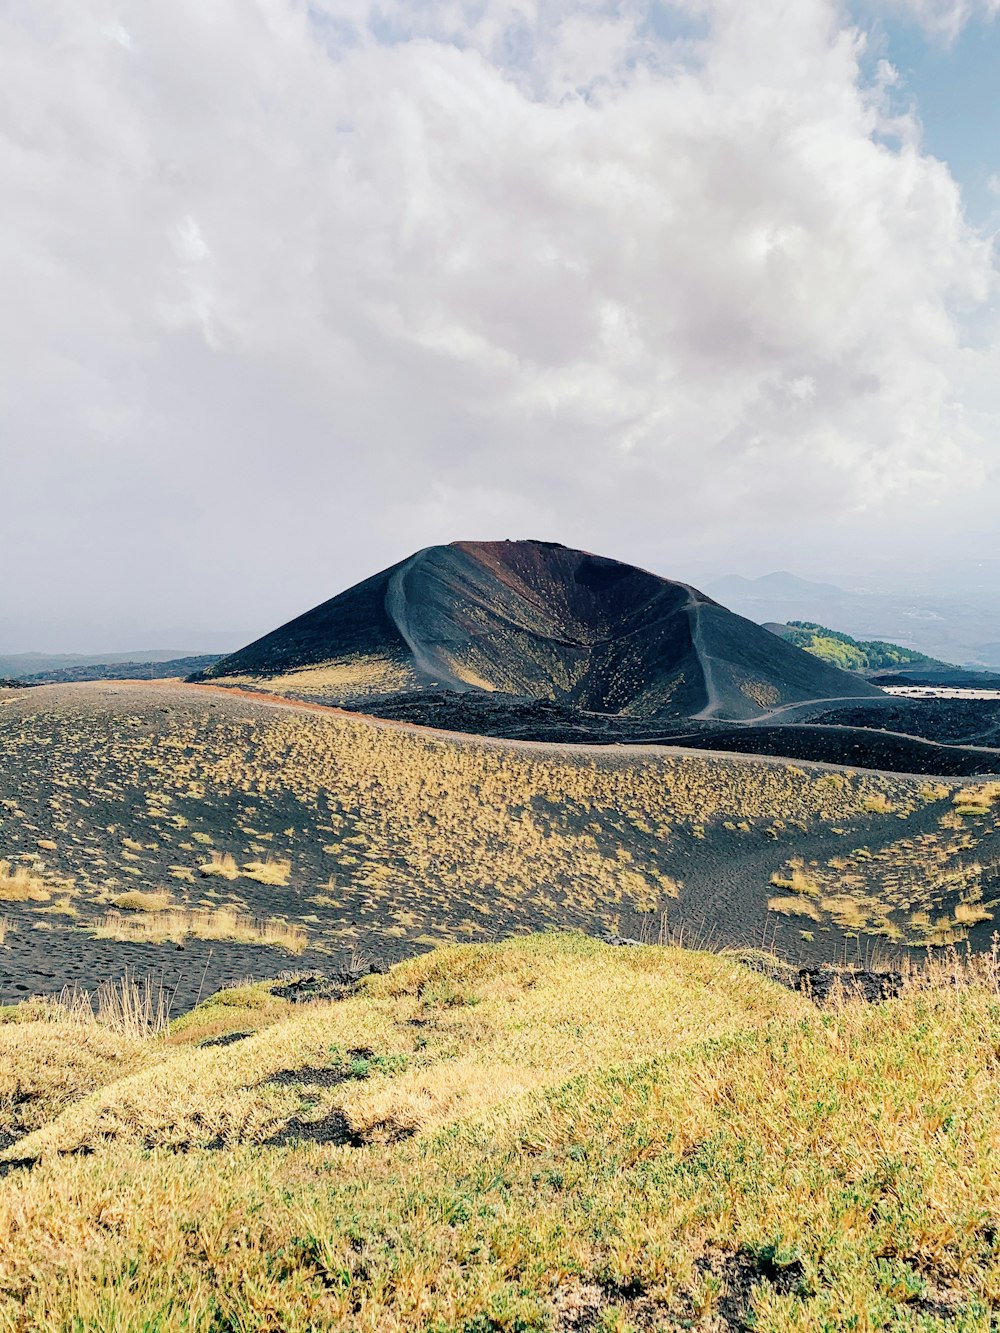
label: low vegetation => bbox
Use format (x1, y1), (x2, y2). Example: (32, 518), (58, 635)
(108, 888), (172, 912)
(1, 934), (998, 1330)
(0, 683), (980, 972)
(0, 860), (54, 902)
(774, 622), (946, 672)
(92, 907), (307, 953)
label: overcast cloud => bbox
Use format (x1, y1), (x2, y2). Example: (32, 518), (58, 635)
(2, 0), (998, 649)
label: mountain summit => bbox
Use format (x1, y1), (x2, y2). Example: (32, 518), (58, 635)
(201, 540), (879, 720)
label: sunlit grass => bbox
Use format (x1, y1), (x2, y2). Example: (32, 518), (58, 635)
(108, 889), (172, 913)
(0, 935), (999, 1330)
(0, 860), (52, 902)
(92, 907), (307, 953)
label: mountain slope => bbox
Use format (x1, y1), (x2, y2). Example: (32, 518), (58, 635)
(201, 540), (879, 720)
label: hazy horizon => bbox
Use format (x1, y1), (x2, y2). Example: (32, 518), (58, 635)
(4, 1), (1000, 652)
(6, 547), (1000, 657)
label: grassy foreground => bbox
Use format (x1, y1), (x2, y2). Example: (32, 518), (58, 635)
(1, 934), (999, 1331)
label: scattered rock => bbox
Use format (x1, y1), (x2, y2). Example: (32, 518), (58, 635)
(198, 1029), (255, 1048)
(551, 1247), (806, 1331)
(794, 967), (903, 1005)
(0, 1156), (35, 1180)
(272, 961), (388, 1003)
(263, 1066), (352, 1090)
(739, 956), (904, 1007)
(265, 1109), (415, 1149)
(265, 1109), (362, 1148)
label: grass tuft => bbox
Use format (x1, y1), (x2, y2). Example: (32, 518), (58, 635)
(92, 907), (307, 953)
(198, 852), (239, 880)
(109, 889), (173, 913)
(0, 860), (51, 902)
(242, 856), (291, 886)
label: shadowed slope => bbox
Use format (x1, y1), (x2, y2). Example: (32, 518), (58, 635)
(202, 540), (878, 720)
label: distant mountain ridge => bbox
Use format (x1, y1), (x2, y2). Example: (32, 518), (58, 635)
(706, 571), (1000, 669)
(199, 540), (878, 721)
(709, 571), (844, 601)
(0, 650), (217, 680)
(21, 655), (220, 684)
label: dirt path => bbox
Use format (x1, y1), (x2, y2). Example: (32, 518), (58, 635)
(60, 678), (974, 783)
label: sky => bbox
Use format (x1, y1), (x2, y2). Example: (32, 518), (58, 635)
(2, 0), (1000, 652)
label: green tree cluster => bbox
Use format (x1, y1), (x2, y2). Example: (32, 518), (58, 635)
(780, 622), (946, 672)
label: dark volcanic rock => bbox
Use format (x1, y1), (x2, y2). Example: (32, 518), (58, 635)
(795, 967), (903, 1005)
(198, 1030), (255, 1049)
(199, 540), (878, 722)
(271, 960), (388, 1004)
(325, 691), (1000, 775)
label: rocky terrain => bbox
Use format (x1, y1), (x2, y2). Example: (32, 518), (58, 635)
(193, 539), (1000, 775)
(20, 654), (219, 684)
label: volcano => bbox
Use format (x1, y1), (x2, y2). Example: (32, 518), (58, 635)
(201, 540), (879, 721)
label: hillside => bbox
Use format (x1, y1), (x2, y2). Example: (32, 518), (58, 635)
(2, 934), (999, 1330)
(0, 650), (216, 679)
(20, 654), (219, 683)
(198, 541), (879, 722)
(3, 682), (1000, 1017)
(766, 622), (949, 673)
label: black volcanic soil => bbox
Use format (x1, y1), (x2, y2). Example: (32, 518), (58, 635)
(682, 724), (999, 776)
(810, 698), (1000, 746)
(3, 682), (1000, 1010)
(311, 689), (1000, 776)
(200, 540), (877, 721)
(871, 669), (1000, 689)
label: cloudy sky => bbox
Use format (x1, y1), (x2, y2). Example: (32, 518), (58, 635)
(3, 0), (999, 651)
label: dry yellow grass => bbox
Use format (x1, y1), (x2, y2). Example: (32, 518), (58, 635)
(954, 900), (993, 925)
(4, 935), (807, 1162)
(0, 935), (999, 1331)
(218, 654), (418, 700)
(952, 781), (1000, 816)
(767, 821), (1000, 944)
(198, 852), (239, 880)
(767, 894), (821, 919)
(108, 889), (172, 912)
(0, 860), (52, 902)
(242, 856), (291, 886)
(0, 683), (990, 956)
(92, 907), (307, 953)
(769, 864), (820, 896)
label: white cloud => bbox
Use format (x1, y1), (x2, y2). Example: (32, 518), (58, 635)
(877, 0), (1000, 41)
(0, 0), (997, 643)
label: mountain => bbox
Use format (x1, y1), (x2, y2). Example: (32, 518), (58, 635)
(0, 650), (217, 679)
(708, 571), (844, 602)
(706, 573), (1000, 667)
(200, 540), (878, 721)
(20, 654), (220, 684)
(765, 622), (950, 673)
